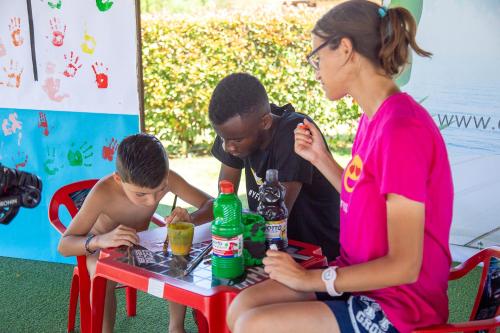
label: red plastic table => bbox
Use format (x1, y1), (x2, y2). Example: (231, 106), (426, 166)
(91, 239), (327, 333)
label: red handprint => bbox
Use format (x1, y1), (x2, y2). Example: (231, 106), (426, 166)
(42, 77), (69, 102)
(13, 151), (28, 170)
(91, 62), (109, 88)
(9, 17), (23, 47)
(2, 59), (23, 88)
(38, 112), (49, 136)
(63, 51), (82, 78)
(102, 138), (118, 161)
(48, 17), (66, 47)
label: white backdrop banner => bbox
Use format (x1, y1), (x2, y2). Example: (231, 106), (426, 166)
(388, 0), (500, 249)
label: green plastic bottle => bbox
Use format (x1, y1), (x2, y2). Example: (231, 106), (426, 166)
(211, 180), (244, 279)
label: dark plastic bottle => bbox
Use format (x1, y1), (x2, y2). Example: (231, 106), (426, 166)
(257, 169), (288, 250)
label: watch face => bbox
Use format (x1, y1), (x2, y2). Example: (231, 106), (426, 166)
(324, 268), (334, 280)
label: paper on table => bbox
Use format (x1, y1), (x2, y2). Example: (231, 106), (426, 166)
(138, 222), (212, 252)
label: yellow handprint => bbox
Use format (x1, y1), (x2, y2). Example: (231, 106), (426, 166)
(81, 31), (96, 55)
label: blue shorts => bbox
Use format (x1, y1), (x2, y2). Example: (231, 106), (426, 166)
(315, 293), (399, 333)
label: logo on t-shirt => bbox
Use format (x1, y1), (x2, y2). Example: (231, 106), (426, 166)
(343, 154), (363, 193)
(251, 168), (263, 186)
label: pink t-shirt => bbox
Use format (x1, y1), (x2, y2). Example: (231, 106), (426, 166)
(336, 92), (453, 332)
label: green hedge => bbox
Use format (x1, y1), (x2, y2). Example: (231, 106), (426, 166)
(142, 9), (360, 157)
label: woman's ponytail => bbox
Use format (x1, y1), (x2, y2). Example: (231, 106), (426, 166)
(379, 6), (432, 76)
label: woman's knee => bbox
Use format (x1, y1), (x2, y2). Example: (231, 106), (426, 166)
(227, 285), (264, 330)
(226, 294), (246, 331)
(227, 279), (313, 330)
(232, 308), (268, 333)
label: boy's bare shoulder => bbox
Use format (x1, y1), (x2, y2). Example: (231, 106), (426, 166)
(88, 175), (124, 203)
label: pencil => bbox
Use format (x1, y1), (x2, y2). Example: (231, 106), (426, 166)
(163, 195), (178, 253)
(183, 243), (212, 276)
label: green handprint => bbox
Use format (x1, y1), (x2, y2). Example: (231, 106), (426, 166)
(96, 0), (113, 12)
(68, 142), (94, 167)
(44, 147), (63, 175)
(47, 0), (62, 9)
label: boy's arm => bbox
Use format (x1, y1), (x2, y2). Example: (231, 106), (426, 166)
(168, 170), (212, 208)
(218, 163), (242, 192)
(57, 183), (138, 256)
(167, 170), (213, 225)
(190, 163), (242, 224)
(57, 186), (104, 256)
(166, 164), (242, 225)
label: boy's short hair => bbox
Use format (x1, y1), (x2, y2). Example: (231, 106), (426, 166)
(208, 73), (270, 125)
(116, 133), (168, 188)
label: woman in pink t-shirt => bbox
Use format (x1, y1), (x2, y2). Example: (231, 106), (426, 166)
(226, 1), (454, 333)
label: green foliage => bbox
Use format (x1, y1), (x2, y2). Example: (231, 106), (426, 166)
(141, 0), (206, 14)
(142, 10), (360, 157)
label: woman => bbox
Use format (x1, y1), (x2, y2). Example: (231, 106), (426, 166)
(226, 1), (453, 332)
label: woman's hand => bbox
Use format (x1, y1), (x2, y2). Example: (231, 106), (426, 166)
(165, 207), (191, 225)
(263, 249), (312, 292)
(294, 118), (329, 165)
(94, 225), (139, 249)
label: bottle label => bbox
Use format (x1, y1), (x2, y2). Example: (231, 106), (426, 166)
(212, 234), (243, 258)
(265, 219), (287, 241)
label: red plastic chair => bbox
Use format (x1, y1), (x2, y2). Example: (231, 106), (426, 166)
(414, 246), (500, 333)
(48, 179), (166, 333)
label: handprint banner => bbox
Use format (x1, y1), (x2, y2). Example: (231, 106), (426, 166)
(0, 0), (140, 114)
(387, 0), (500, 255)
(0, 1), (141, 264)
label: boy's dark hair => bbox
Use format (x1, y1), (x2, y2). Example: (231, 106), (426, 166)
(116, 133), (168, 188)
(313, 0), (431, 76)
(208, 73), (270, 125)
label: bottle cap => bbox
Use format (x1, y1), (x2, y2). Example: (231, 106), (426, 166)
(265, 169), (279, 182)
(219, 180), (234, 194)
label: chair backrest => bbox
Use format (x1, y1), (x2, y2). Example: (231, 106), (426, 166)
(49, 178), (166, 269)
(48, 179), (98, 234)
(414, 247), (499, 333)
(48, 179), (99, 279)
(449, 246), (500, 323)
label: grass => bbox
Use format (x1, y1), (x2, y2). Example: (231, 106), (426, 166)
(0, 256), (198, 333)
(0, 255), (479, 332)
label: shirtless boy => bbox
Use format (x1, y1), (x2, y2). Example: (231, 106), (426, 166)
(58, 133), (212, 333)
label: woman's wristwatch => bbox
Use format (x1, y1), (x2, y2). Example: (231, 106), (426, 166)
(321, 266), (343, 297)
(85, 234), (97, 255)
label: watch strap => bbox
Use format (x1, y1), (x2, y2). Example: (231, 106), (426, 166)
(322, 266), (343, 297)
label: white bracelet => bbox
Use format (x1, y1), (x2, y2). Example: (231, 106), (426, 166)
(321, 266), (343, 297)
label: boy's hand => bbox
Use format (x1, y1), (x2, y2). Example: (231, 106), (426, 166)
(165, 207), (191, 225)
(95, 225), (139, 249)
